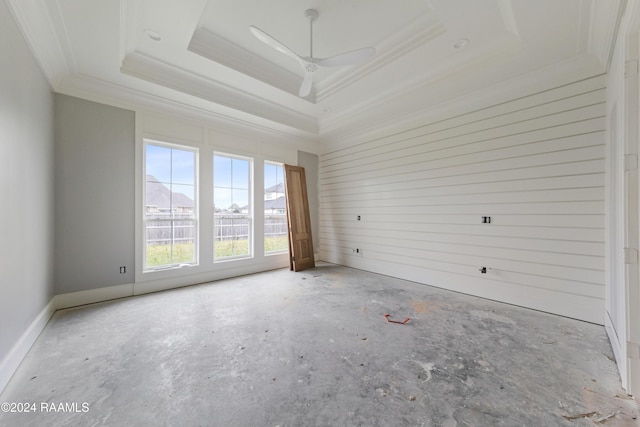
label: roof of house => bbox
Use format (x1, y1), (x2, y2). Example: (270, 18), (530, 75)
(265, 183), (285, 194)
(265, 196), (285, 210)
(146, 175), (194, 208)
(240, 196), (285, 212)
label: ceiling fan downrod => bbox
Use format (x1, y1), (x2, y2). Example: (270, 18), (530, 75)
(249, 7), (375, 98)
(305, 9), (319, 72)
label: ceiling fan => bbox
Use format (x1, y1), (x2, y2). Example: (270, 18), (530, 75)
(249, 9), (376, 98)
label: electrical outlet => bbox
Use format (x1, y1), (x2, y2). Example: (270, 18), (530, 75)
(119, 266), (126, 274)
(482, 216), (491, 224)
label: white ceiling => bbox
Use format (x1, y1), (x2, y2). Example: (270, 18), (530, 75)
(7, 0), (622, 143)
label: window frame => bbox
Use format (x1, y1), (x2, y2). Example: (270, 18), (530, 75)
(142, 139), (199, 272)
(213, 152), (254, 262)
(263, 161), (288, 255)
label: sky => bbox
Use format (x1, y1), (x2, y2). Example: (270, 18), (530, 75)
(264, 162), (283, 190)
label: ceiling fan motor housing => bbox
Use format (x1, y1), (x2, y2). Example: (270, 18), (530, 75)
(304, 9), (319, 23)
(249, 7), (375, 98)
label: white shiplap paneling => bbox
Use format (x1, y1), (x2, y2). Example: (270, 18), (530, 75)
(319, 75), (606, 324)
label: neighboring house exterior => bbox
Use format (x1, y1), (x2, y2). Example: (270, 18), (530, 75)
(265, 183), (285, 201)
(146, 175), (194, 214)
(264, 183), (286, 214)
(147, 176), (285, 216)
(237, 182), (286, 215)
(264, 196), (285, 215)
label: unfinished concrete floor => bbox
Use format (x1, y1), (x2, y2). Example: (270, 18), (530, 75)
(1, 263), (638, 426)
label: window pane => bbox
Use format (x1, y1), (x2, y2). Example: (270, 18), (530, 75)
(146, 145), (171, 183)
(172, 219), (196, 264)
(171, 149), (195, 185)
(214, 155), (232, 188)
(214, 188), (232, 212)
(171, 183), (196, 216)
(144, 142), (198, 270)
(145, 220), (171, 267)
(232, 158), (249, 189)
(231, 217), (250, 256)
(264, 162), (288, 254)
(232, 189), (249, 211)
(146, 177), (170, 218)
(264, 163), (278, 189)
(214, 153), (252, 261)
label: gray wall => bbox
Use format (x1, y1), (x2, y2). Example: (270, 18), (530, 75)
(54, 95), (135, 293)
(298, 151), (319, 254)
(0, 1), (55, 364)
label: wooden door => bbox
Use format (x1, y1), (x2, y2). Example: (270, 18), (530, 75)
(284, 164), (315, 271)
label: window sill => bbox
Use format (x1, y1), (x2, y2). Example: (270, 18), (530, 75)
(143, 263), (198, 273)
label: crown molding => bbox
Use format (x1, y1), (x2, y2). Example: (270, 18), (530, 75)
(588, 0), (626, 71)
(6, 0), (75, 88)
(56, 72), (321, 152)
(121, 50), (318, 135)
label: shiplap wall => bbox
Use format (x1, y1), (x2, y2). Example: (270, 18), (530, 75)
(319, 75), (606, 324)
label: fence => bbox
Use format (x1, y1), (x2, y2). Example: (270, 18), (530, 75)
(145, 212), (288, 245)
(146, 211), (196, 246)
(213, 214), (288, 241)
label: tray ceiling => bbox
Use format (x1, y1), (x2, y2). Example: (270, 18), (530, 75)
(7, 0), (622, 141)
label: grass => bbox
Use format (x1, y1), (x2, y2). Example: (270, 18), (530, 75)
(215, 239), (249, 258)
(264, 235), (289, 254)
(146, 243), (195, 267)
(146, 236), (288, 267)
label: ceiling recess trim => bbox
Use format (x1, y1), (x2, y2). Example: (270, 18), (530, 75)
(121, 51), (318, 134)
(188, 27), (315, 102)
(315, 17), (447, 102)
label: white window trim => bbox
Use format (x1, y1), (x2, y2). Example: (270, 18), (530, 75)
(134, 114), (293, 290)
(213, 152), (254, 262)
(264, 160), (288, 256)
(143, 139), (199, 272)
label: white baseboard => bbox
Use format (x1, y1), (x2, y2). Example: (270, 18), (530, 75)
(0, 298), (56, 395)
(0, 284), (133, 395)
(53, 283), (134, 310)
(0, 264), (289, 395)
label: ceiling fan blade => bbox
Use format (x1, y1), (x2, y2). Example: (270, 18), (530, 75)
(249, 26), (305, 67)
(316, 47), (376, 67)
(299, 72), (313, 97)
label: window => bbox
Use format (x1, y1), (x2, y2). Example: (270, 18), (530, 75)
(214, 154), (252, 260)
(144, 142), (198, 270)
(264, 162), (288, 254)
